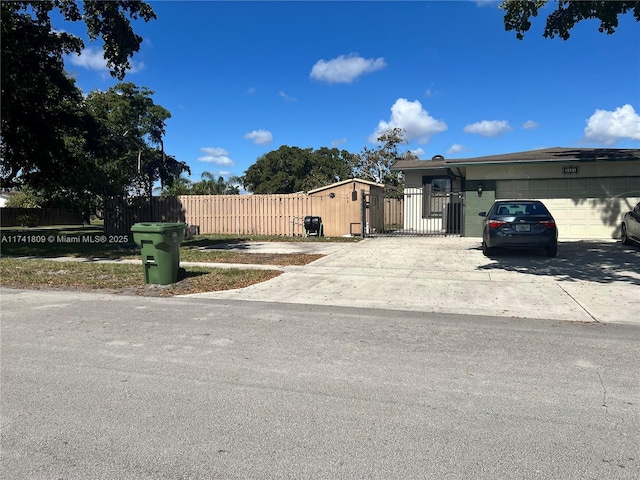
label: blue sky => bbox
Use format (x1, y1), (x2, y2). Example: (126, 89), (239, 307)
(59, 1), (640, 184)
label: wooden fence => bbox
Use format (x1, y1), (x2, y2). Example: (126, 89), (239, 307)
(383, 198), (403, 228)
(178, 194), (312, 236)
(103, 196), (185, 236)
(103, 194), (404, 237)
(0, 208), (83, 227)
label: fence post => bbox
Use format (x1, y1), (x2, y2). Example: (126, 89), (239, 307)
(360, 189), (366, 238)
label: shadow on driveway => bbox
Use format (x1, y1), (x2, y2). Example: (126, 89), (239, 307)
(473, 240), (640, 286)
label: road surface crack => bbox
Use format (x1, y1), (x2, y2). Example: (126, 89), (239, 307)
(596, 370), (608, 412)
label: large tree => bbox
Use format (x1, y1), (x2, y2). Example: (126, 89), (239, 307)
(353, 128), (413, 194)
(501, 0), (640, 40)
(1, 0), (156, 189)
(84, 83), (189, 200)
(242, 146), (355, 194)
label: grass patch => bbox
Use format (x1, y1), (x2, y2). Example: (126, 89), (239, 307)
(177, 249), (324, 265)
(0, 258), (281, 297)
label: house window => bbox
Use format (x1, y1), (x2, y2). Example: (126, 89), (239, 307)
(422, 176), (451, 218)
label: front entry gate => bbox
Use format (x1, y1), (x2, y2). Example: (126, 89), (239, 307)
(362, 189), (465, 237)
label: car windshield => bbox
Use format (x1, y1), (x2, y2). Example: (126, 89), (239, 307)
(494, 202), (548, 216)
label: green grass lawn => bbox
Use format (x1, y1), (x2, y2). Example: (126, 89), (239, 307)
(0, 258), (282, 296)
(0, 225), (343, 295)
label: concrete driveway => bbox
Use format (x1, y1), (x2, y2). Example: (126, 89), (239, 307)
(184, 237), (640, 325)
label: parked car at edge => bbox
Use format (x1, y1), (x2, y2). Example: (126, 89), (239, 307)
(478, 200), (558, 257)
(621, 201), (640, 245)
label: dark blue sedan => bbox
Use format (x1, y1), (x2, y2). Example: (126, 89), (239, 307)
(478, 200), (558, 257)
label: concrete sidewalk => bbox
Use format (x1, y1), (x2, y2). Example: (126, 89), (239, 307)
(183, 237), (640, 325)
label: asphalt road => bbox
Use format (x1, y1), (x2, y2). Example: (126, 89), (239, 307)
(1, 288), (639, 479)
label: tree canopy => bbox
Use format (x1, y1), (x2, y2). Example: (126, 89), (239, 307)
(353, 128), (414, 195)
(160, 173), (241, 196)
(84, 82), (189, 200)
(1, 0), (158, 200)
(191, 172), (240, 195)
(241, 130), (416, 195)
(242, 146), (356, 194)
(501, 0), (640, 40)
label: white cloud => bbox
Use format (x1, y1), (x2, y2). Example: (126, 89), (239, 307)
(464, 120), (512, 137)
(584, 104), (640, 145)
(331, 137), (348, 147)
(244, 129), (273, 145)
(369, 98), (447, 144)
(197, 147), (235, 166)
(68, 47), (108, 71)
(127, 61), (144, 74)
(410, 148), (425, 157)
(446, 144), (465, 155)
(278, 90), (297, 102)
(67, 46), (144, 74)
(522, 120), (539, 130)
(310, 54), (386, 84)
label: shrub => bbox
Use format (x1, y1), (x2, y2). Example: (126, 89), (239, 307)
(16, 214), (39, 227)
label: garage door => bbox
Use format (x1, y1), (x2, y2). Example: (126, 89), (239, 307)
(496, 177), (640, 239)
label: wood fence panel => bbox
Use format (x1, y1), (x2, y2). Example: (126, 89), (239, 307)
(104, 193), (365, 237)
(174, 194), (311, 236)
(384, 198), (404, 227)
(103, 197), (186, 236)
(0, 208), (83, 227)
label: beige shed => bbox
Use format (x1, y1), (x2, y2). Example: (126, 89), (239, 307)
(307, 179), (385, 237)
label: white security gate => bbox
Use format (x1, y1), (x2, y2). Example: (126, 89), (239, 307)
(496, 177), (640, 239)
(364, 189), (464, 236)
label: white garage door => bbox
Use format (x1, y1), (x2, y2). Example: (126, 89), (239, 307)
(496, 177), (640, 239)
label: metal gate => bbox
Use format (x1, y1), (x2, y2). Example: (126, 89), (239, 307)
(363, 189), (465, 236)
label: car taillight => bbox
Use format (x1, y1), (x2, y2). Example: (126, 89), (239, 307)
(539, 220), (555, 228)
(488, 220), (507, 229)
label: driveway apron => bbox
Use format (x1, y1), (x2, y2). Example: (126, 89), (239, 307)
(183, 237), (640, 324)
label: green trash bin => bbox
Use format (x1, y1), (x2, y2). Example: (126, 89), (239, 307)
(130, 222), (187, 285)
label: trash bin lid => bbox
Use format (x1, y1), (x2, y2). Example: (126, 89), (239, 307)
(130, 222), (187, 233)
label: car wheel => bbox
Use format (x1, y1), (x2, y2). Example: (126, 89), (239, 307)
(482, 241), (493, 257)
(546, 245), (557, 257)
(621, 224), (632, 245)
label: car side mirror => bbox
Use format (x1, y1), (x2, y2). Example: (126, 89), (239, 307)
(478, 212), (487, 217)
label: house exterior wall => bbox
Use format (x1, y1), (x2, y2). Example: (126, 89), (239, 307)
(405, 160), (640, 239)
(465, 160), (639, 181)
(463, 161), (640, 239)
(464, 180), (496, 238)
(402, 171), (464, 234)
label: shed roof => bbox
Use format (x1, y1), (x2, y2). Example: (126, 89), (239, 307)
(391, 147), (640, 171)
(307, 178), (384, 194)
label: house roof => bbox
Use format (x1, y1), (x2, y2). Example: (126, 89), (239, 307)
(307, 178), (384, 194)
(391, 147), (640, 171)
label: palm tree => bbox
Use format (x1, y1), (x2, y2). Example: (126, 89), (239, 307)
(159, 174), (193, 196)
(194, 172), (240, 195)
